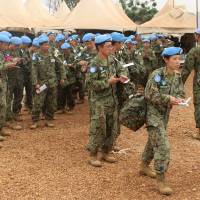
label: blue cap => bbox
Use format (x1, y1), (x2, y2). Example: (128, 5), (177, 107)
(161, 47), (183, 57)
(95, 34), (112, 45)
(82, 33), (95, 42)
(47, 32), (55, 36)
(124, 38), (135, 44)
(0, 34), (10, 43)
(195, 28), (200, 34)
(61, 42), (71, 50)
(55, 33), (65, 42)
(10, 37), (22, 45)
(32, 37), (39, 47)
(68, 34), (79, 41)
(111, 32), (124, 42)
(38, 35), (49, 45)
(142, 39), (150, 43)
(21, 35), (32, 45)
(0, 31), (12, 38)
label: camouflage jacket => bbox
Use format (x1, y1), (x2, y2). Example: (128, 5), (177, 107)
(152, 43), (165, 68)
(86, 55), (118, 106)
(182, 43), (200, 92)
(6, 49), (24, 81)
(0, 51), (8, 82)
(19, 48), (32, 74)
(53, 47), (66, 81)
(31, 50), (60, 88)
(145, 67), (185, 127)
(140, 47), (156, 75)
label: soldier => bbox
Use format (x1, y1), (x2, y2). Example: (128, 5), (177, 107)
(0, 34), (17, 142)
(140, 39), (156, 76)
(20, 36), (32, 112)
(30, 35), (65, 129)
(6, 37), (23, 130)
(86, 34), (128, 167)
(182, 28), (200, 140)
(47, 32), (56, 51)
(151, 34), (165, 68)
(140, 47), (185, 195)
(54, 33), (66, 113)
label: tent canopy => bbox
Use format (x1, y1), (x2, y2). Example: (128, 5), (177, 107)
(54, 1), (70, 19)
(64, 0), (137, 31)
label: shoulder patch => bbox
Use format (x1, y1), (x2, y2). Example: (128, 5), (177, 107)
(89, 66), (97, 73)
(154, 74), (161, 83)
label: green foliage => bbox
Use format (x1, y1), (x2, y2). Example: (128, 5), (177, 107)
(63, 0), (79, 10)
(119, 0), (158, 24)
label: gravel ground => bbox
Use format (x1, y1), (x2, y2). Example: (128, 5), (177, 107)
(0, 73), (199, 200)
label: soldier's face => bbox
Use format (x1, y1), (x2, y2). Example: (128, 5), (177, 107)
(85, 41), (94, 49)
(99, 42), (113, 57)
(143, 42), (150, 48)
(49, 35), (55, 42)
(40, 42), (50, 52)
(195, 34), (200, 42)
(164, 55), (181, 70)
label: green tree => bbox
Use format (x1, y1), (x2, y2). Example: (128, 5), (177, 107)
(119, 0), (158, 24)
(64, 0), (79, 10)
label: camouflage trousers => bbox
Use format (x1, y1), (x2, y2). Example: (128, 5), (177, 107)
(142, 126), (170, 174)
(88, 102), (118, 154)
(0, 79), (7, 129)
(193, 92), (200, 128)
(24, 72), (33, 110)
(6, 78), (23, 121)
(32, 86), (57, 122)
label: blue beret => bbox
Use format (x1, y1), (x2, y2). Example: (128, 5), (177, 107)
(111, 32), (124, 42)
(38, 35), (49, 45)
(21, 36), (32, 45)
(32, 37), (39, 47)
(95, 34), (112, 44)
(0, 31), (12, 38)
(195, 28), (200, 35)
(0, 34), (10, 43)
(124, 38), (134, 44)
(47, 32), (55, 36)
(10, 37), (22, 45)
(61, 42), (71, 50)
(161, 47), (183, 57)
(128, 35), (135, 40)
(82, 33), (95, 42)
(150, 34), (158, 41)
(55, 33), (65, 42)
(142, 39), (150, 43)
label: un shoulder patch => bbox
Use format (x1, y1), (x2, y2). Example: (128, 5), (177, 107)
(89, 66), (97, 73)
(154, 74), (161, 83)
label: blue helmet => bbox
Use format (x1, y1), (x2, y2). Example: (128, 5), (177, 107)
(10, 37), (22, 46)
(0, 34), (10, 43)
(21, 35), (32, 45)
(32, 37), (39, 47)
(95, 34), (112, 44)
(111, 32), (125, 42)
(61, 42), (71, 50)
(82, 33), (95, 42)
(55, 33), (65, 42)
(161, 47), (183, 57)
(0, 31), (12, 38)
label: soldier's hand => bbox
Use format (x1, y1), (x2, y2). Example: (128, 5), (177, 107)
(35, 84), (40, 90)
(79, 60), (88, 66)
(170, 96), (182, 105)
(119, 75), (129, 83)
(60, 79), (65, 86)
(108, 76), (120, 85)
(6, 62), (17, 69)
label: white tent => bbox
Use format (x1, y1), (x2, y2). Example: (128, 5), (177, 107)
(64, 0), (137, 31)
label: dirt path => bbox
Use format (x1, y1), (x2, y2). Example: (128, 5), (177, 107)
(0, 74), (199, 200)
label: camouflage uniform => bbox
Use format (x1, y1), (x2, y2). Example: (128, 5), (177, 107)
(86, 56), (118, 154)
(140, 47), (156, 75)
(6, 49), (24, 120)
(142, 67), (185, 174)
(53, 47), (66, 110)
(182, 43), (200, 127)
(152, 42), (165, 68)
(0, 51), (8, 130)
(31, 50), (65, 122)
(20, 48), (33, 110)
